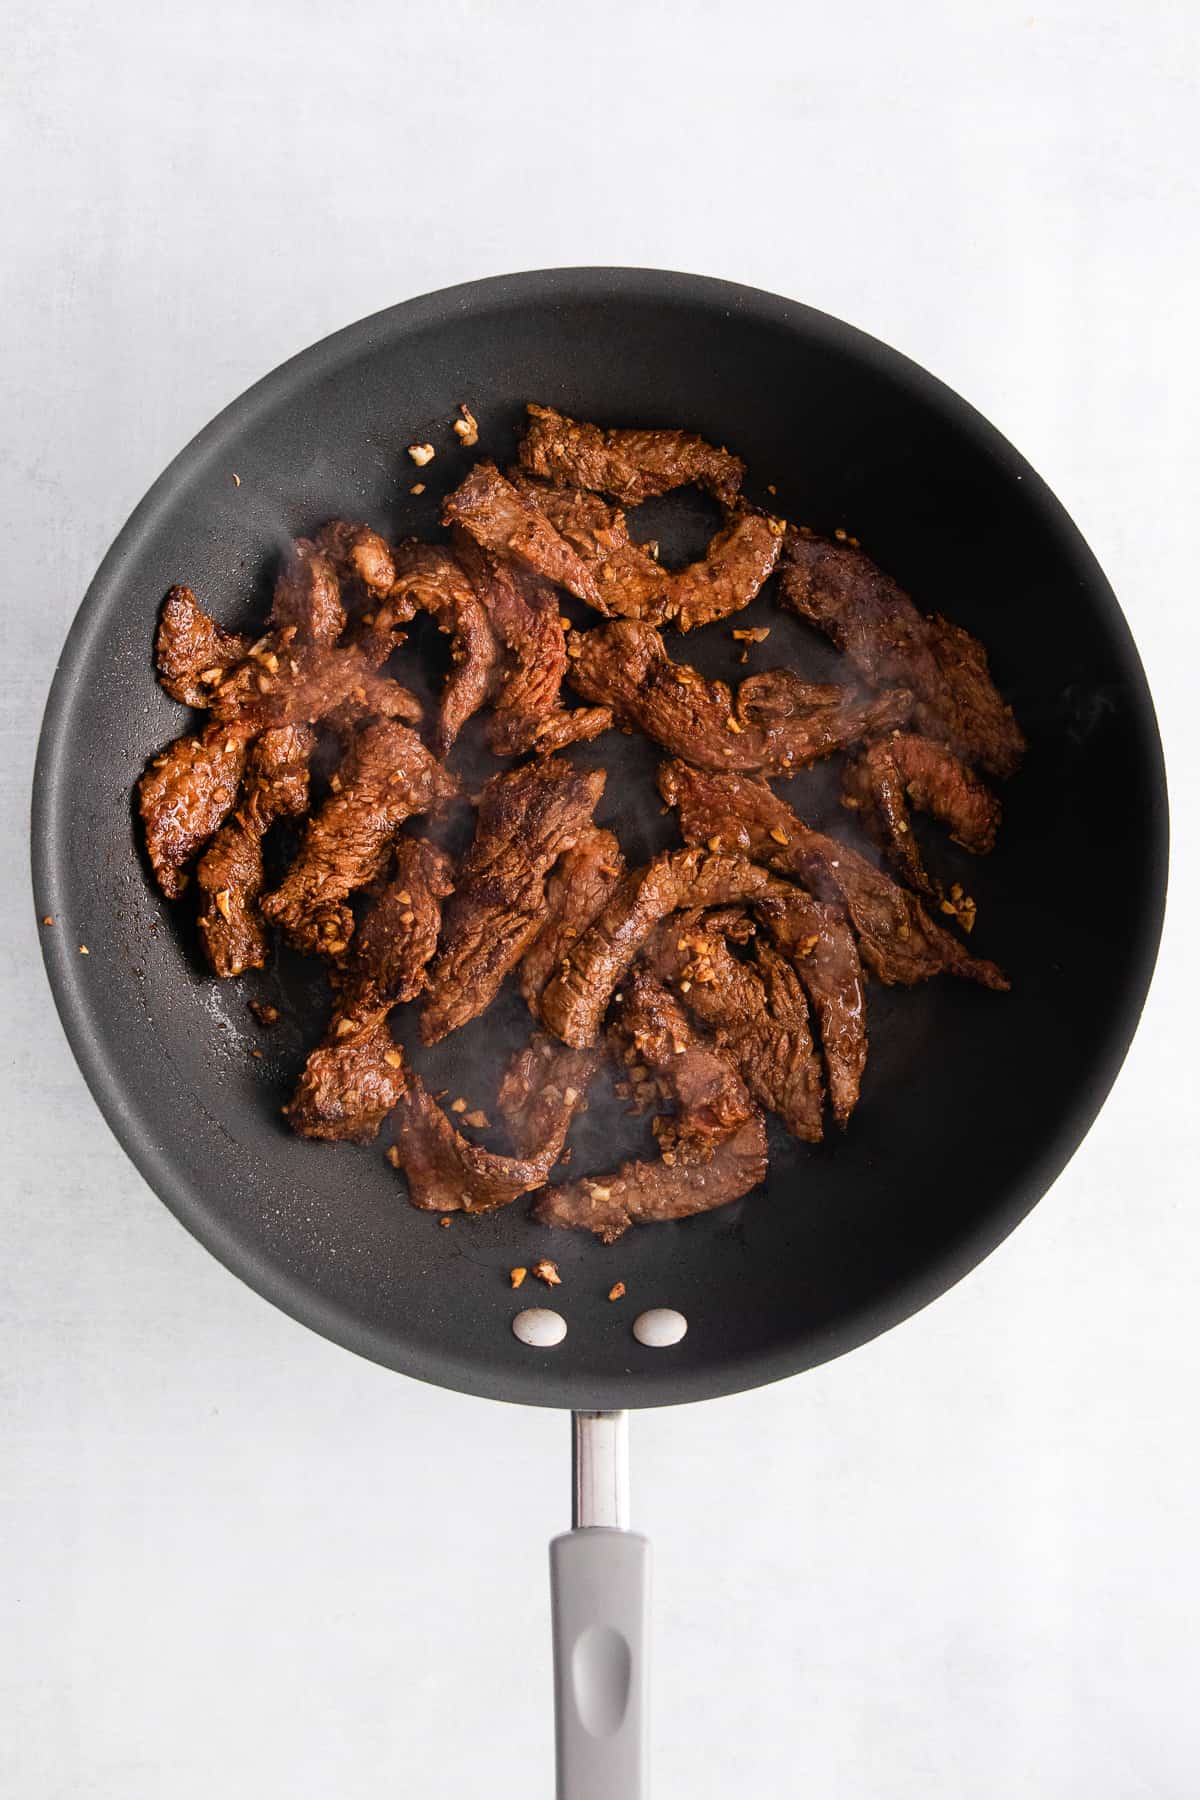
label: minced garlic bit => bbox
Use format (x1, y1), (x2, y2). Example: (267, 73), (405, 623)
(510, 1267), (528, 1289)
(453, 404), (479, 447)
(78, 944), (89, 955)
(450, 1097), (468, 1114)
(410, 482), (426, 495)
(384, 1049), (403, 1070)
(232, 473), (241, 487)
(407, 443), (436, 467)
(608, 1281), (626, 1302)
(769, 827), (790, 846)
(731, 626), (771, 643)
(464, 1110), (489, 1129)
(438, 1216), (451, 1228)
(41, 915), (53, 926)
(725, 715), (744, 734)
(559, 616), (573, 632)
(532, 1258), (562, 1287)
(766, 483), (777, 496)
(214, 888), (232, 921)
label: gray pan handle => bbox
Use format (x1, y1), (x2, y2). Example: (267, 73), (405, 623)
(550, 1413), (650, 1799)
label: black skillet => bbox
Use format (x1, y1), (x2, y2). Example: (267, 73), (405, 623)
(33, 270), (1167, 1795)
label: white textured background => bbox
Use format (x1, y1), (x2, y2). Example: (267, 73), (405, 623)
(2, 4), (1196, 1795)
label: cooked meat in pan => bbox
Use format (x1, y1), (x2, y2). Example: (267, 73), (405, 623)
(136, 401), (1022, 1244)
(842, 732), (1001, 899)
(514, 477), (783, 631)
(261, 719), (455, 957)
(660, 760), (1007, 990)
(521, 828), (627, 1018)
(539, 848), (784, 1048)
(779, 529), (1026, 778)
(533, 972), (767, 1241)
(195, 724), (315, 977)
(421, 758), (606, 1044)
(452, 534), (611, 756)
(645, 908), (825, 1142)
(518, 403), (745, 507)
(155, 586), (250, 707)
(568, 619), (910, 773)
(443, 461), (605, 608)
(391, 1040), (598, 1213)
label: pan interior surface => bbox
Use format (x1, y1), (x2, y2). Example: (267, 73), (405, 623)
(33, 269), (1167, 1409)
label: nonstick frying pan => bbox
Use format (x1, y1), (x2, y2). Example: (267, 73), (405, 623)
(33, 269), (1167, 1796)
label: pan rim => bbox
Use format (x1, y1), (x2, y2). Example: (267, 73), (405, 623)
(31, 266), (1169, 1409)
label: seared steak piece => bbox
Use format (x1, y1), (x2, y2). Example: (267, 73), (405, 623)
(315, 520), (397, 598)
(421, 759), (607, 1044)
(754, 892), (868, 1127)
(262, 720), (454, 956)
(518, 403), (745, 507)
(390, 1040), (598, 1213)
(442, 462), (604, 608)
(513, 478), (783, 631)
(660, 761), (1008, 990)
(269, 538), (345, 647)
(779, 530), (1025, 778)
(379, 542), (500, 755)
(533, 973), (767, 1241)
(211, 641), (422, 732)
(568, 620), (910, 773)
(138, 717), (257, 898)
(521, 828), (626, 1016)
(539, 849), (783, 1048)
(195, 724), (315, 977)
(287, 837), (453, 1142)
(645, 909), (824, 1142)
(842, 732), (1001, 898)
(453, 534), (611, 756)
(155, 586), (250, 707)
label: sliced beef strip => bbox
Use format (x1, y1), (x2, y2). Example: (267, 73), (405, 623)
(442, 461), (605, 608)
(421, 759), (607, 1045)
(287, 838), (453, 1143)
(512, 477), (783, 631)
(779, 530), (1026, 778)
(644, 908), (824, 1142)
(567, 619), (909, 773)
(539, 848), (785, 1048)
(517, 403), (745, 507)
(520, 828), (626, 1017)
(378, 541), (500, 755)
(659, 760), (1008, 990)
(390, 1041), (598, 1214)
(452, 533), (611, 756)
(211, 640), (422, 731)
(269, 539), (346, 647)
(533, 973), (766, 1242)
(261, 719), (455, 956)
(842, 732), (1001, 899)
(138, 717), (257, 899)
(753, 892), (868, 1127)
(314, 520), (397, 598)
(155, 586), (250, 707)
(195, 724), (315, 977)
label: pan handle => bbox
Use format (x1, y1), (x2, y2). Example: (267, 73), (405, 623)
(550, 1411), (650, 1799)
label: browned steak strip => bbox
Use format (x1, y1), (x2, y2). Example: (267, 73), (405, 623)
(568, 620), (909, 773)
(539, 849), (783, 1048)
(442, 461), (604, 608)
(513, 478), (782, 630)
(269, 539), (345, 647)
(452, 534), (611, 756)
(286, 1021), (408, 1144)
(520, 828), (626, 1016)
(753, 892), (867, 1127)
(518, 404), (745, 507)
(377, 542), (500, 755)
(533, 973), (766, 1241)
(389, 1042), (598, 1213)
(779, 530), (1025, 778)
(421, 759), (606, 1044)
(659, 760), (1008, 990)
(315, 520), (397, 598)
(155, 586), (250, 707)
(644, 909), (824, 1142)
(211, 641), (422, 731)
(261, 720), (455, 956)
(842, 733), (1001, 899)
(138, 717), (257, 898)
(195, 724), (315, 976)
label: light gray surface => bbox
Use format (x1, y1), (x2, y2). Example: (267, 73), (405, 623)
(2, 3), (1197, 1795)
